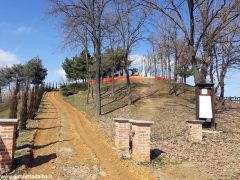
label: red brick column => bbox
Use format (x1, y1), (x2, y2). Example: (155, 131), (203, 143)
(113, 118), (131, 151)
(0, 119), (18, 172)
(130, 120), (154, 162)
(186, 120), (204, 143)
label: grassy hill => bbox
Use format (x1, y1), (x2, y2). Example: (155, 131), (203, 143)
(63, 77), (240, 179)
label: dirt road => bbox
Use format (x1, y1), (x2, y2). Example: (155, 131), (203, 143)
(26, 92), (155, 179)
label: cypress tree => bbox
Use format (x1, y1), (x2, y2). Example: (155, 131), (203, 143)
(28, 88), (35, 119)
(32, 85), (39, 116)
(19, 83), (29, 130)
(9, 81), (19, 118)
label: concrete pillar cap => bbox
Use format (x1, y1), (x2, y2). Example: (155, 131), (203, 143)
(0, 119), (18, 124)
(113, 118), (154, 125)
(113, 118), (131, 122)
(187, 120), (205, 124)
(130, 119), (154, 125)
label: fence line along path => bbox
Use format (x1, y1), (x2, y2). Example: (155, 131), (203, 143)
(225, 96), (240, 104)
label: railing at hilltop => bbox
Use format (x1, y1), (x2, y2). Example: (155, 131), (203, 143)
(224, 96), (240, 104)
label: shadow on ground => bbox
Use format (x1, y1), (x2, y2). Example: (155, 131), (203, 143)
(150, 149), (165, 160)
(27, 126), (62, 131)
(13, 153), (57, 169)
(17, 139), (69, 151)
(13, 139), (70, 170)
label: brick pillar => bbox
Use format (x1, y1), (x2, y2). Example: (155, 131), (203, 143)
(0, 119), (18, 172)
(186, 120), (204, 143)
(130, 120), (154, 162)
(113, 118), (131, 151)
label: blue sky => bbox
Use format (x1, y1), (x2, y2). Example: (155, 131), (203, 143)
(0, 0), (239, 96)
(0, 0), (78, 82)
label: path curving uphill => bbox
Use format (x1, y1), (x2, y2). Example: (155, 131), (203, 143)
(25, 92), (155, 179)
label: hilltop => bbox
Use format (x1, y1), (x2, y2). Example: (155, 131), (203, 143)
(64, 78), (240, 179)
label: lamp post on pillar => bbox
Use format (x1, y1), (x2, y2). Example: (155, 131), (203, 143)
(195, 83), (216, 128)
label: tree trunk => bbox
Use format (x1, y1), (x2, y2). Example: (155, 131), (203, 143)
(164, 57), (167, 79)
(111, 66), (115, 96)
(161, 56), (164, 77)
(173, 27), (178, 83)
(91, 85), (94, 98)
(210, 59), (214, 83)
(174, 54), (178, 82)
(152, 47), (157, 78)
(219, 72), (225, 106)
(95, 44), (101, 115)
(8, 83), (12, 95)
(86, 77), (91, 104)
(0, 87), (2, 103)
(85, 47), (90, 104)
(192, 57), (201, 84)
(200, 11), (209, 84)
(200, 61), (208, 83)
(220, 80), (224, 98)
(154, 57), (157, 78)
(188, 0), (200, 85)
(124, 52), (132, 105)
(184, 74), (187, 84)
(168, 52), (171, 83)
(214, 53), (220, 94)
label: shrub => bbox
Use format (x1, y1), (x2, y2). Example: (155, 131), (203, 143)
(60, 83), (87, 96)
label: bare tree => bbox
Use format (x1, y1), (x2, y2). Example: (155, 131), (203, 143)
(213, 27), (240, 105)
(148, 17), (179, 82)
(60, 17), (93, 103)
(113, 1), (149, 104)
(143, 54), (155, 76)
(137, 0), (240, 84)
(104, 19), (122, 96)
(177, 43), (192, 84)
(146, 36), (160, 78)
(48, 0), (112, 115)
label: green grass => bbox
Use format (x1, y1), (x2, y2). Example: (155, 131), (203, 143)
(62, 80), (135, 118)
(62, 78), (195, 118)
(0, 100), (24, 119)
(0, 98), (11, 117)
(0, 95), (34, 119)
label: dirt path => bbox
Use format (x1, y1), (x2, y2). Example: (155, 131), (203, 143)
(25, 93), (60, 178)
(26, 92), (155, 179)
